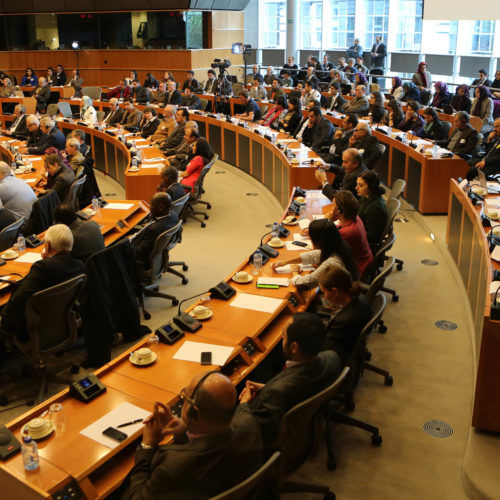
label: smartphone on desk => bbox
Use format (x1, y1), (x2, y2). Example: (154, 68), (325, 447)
(201, 352), (212, 365)
(292, 241), (308, 247)
(102, 427), (127, 443)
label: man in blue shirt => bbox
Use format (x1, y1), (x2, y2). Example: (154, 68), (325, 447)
(235, 90), (262, 122)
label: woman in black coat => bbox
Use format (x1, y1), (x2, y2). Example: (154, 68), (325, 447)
(450, 84), (472, 113)
(278, 95), (302, 135)
(422, 107), (449, 142)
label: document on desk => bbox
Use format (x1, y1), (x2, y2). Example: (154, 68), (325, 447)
(104, 202), (135, 210)
(230, 292), (284, 314)
(275, 264), (315, 274)
(489, 281), (500, 294)
(485, 198), (500, 208)
(16, 252), (42, 264)
(173, 341), (234, 366)
(143, 157), (166, 163)
(298, 218), (311, 229)
(80, 402), (150, 449)
(140, 163), (164, 169)
(24, 178), (37, 184)
(307, 192), (327, 199)
(257, 277), (290, 287)
(492, 246), (500, 262)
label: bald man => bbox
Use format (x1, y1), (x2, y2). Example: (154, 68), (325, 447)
(121, 371), (262, 499)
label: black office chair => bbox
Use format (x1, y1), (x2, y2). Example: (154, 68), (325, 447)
(141, 221), (187, 312)
(326, 293), (387, 470)
(0, 217), (24, 252)
(6, 275), (87, 405)
(67, 175), (87, 211)
(209, 452), (281, 500)
(22, 190), (61, 235)
(170, 192), (191, 219)
(386, 179), (406, 270)
(275, 366), (350, 499)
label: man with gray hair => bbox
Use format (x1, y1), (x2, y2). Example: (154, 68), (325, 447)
(23, 116), (65, 155)
(348, 122), (384, 169)
(343, 85), (370, 116)
(163, 120), (199, 170)
(0, 161), (37, 219)
(1, 104), (28, 139)
(25, 115), (43, 149)
(0, 223), (84, 343)
(439, 111), (479, 156)
(151, 104), (176, 145)
(64, 138), (85, 176)
(102, 98), (124, 125)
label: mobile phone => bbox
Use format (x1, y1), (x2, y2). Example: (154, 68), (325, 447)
(292, 241), (308, 247)
(102, 426), (127, 442)
(201, 352), (212, 365)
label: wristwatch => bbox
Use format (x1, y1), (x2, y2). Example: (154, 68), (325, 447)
(139, 442), (155, 450)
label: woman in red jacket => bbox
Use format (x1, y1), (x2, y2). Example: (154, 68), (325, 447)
(180, 138), (214, 189)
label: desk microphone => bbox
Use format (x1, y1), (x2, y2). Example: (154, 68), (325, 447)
(172, 291), (206, 332)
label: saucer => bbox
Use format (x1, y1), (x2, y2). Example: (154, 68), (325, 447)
(129, 167), (140, 172)
(282, 217), (298, 226)
(189, 310), (213, 321)
(290, 159), (300, 164)
(232, 274), (253, 284)
(268, 240), (285, 248)
(1, 251), (19, 260)
(294, 197), (306, 204)
(22, 420), (55, 440)
(129, 351), (157, 366)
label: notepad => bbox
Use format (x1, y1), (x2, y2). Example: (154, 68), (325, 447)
(16, 252), (42, 264)
(103, 203), (135, 210)
(257, 277), (290, 287)
(298, 219), (311, 229)
(230, 292), (284, 314)
(173, 341), (234, 366)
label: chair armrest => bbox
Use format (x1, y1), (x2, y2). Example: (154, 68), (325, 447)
(179, 183), (194, 191)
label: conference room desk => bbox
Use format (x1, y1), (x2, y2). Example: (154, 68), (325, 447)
(1, 188), (330, 499)
(446, 179), (500, 433)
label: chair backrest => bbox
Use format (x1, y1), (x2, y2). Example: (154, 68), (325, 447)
(25, 274), (87, 358)
(388, 179), (406, 200)
(190, 154), (218, 201)
(67, 175), (87, 211)
(170, 192), (190, 218)
(366, 256), (395, 303)
(232, 82), (243, 96)
(209, 451), (281, 500)
(199, 98), (208, 111)
(382, 198), (401, 239)
(148, 220), (183, 279)
(259, 104), (268, 116)
(22, 190), (61, 235)
(57, 100), (73, 118)
(0, 217), (24, 252)
(441, 120), (452, 138)
(275, 366), (350, 474)
(82, 86), (102, 100)
(96, 110), (105, 122)
(46, 103), (59, 116)
(14, 90), (24, 97)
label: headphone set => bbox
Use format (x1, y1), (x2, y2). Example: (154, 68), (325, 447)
(186, 370), (219, 420)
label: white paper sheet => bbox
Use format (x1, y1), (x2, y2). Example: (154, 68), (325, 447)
(313, 214), (326, 220)
(26, 156), (43, 161)
(0, 276), (11, 290)
(487, 182), (500, 194)
(230, 292), (284, 314)
(298, 219), (311, 229)
(143, 157), (166, 162)
(257, 277), (290, 287)
(485, 198), (500, 208)
(173, 340), (234, 366)
(24, 178), (37, 184)
(489, 281), (500, 295)
(16, 252), (42, 263)
(492, 246), (500, 262)
(103, 203), (135, 210)
(80, 402), (150, 449)
(140, 163), (163, 169)
(285, 241), (312, 251)
(275, 264), (315, 274)
(307, 192), (327, 199)
(136, 145), (151, 149)
(293, 232), (311, 242)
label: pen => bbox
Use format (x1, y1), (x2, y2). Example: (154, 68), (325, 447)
(117, 418), (143, 428)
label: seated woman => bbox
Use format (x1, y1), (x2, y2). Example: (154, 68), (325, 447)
(450, 84), (472, 113)
(431, 81), (450, 109)
(333, 70), (352, 95)
(471, 85), (494, 136)
(260, 95), (287, 129)
(331, 190), (373, 277)
(163, 71), (175, 83)
(401, 82), (421, 103)
(46, 67), (55, 86)
(356, 170), (388, 251)
(354, 72), (369, 93)
(422, 107), (449, 142)
(271, 218), (359, 289)
(179, 138), (214, 190)
(318, 266), (371, 363)
(278, 95), (301, 134)
(80, 96), (97, 124)
(398, 100), (424, 137)
(366, 91), (386, 124)
(382, 99), (404, 128)
(21, 67), (38, 87)
(491, 71), (500, 100)
(390, 77), (404, 101)
(143, 72), (159, 89)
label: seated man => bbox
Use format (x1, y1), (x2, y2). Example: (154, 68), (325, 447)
(37, 154), (76, 203)
(181, 87), (201, 110)
(131, 79), (151, 105)
(0, 224), (85, 343)
(268, 77), (285, 102)
(161, 108), (189, 151)
(319, 114), (358, 165)
(165, 81), (183, 106)
(119, 98), (142, 131)
(68, 129), (90, 158)
(23, 116), (65, 155)
(119, 371), (262, 499)
(324, 83), (347, 113)
(181, 70), (199, 92)
(343, 85), (370, 116)
(316, 148), (368, 200)
(249, 77), (267, 101)
(302, 107), (334, 153)
(53, 204), (104, 262)
(467, 117), (500, 180)
(64, 137), (85, 176)
(280, 70), (294, 87)
(438, 111), (479, 157)
(151, 81), (168, 105)
(348, 123), (383, 169)
(138, 107), (160, 138)
(236, 312), (342, 445)
(0, 162), (37, 219)
(107, 80), (132, 100)
(130, 193), (179, 268)
(204, 69), (218, 94)
(24, 116), (43, 149)
(102, 98), (124, 125)
(300, 80), (321, 108)
(1, 104), (29, 139)
(164, 123), (199, 171)
(234, 90), (262, 122)
(157, 165), (187, 201)
(150, 105), (176, 145)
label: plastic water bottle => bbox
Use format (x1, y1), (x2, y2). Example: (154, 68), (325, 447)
(22, 436), (39, 471)
(11, 162), (16, 172)
(17, 234), (26, 253)
(92, 196), (100, 216)
(131, 157), (138, 168)
(252, 251), (263, 275)
(432, 143), (439, 159)
(271, 222), (279, 239)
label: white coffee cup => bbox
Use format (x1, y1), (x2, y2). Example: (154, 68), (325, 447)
(193, 305), (210, 318)
(270, 237), (282, 246)
(134, 347), (153, 362)
(236, 271), (249, 281)
(26, 418), (51, 438)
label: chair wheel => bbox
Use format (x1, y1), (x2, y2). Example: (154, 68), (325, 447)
(324, 492), (336, 500)
(201, 222), (206, 228)
(172, 299), (179, 306)
(143, 311), (151, 320)
(378, 323), (387, 333)
(70, 364), (80, 375)
(327, 458), (337, 470)
(0, 395), (8, 406)
(182, 265), (189, 271)
(207, 203), (212, 209)
(396, 263), (403, 271)
(384, 375), (394, 386)
(182, 278), (188, 285)
(204, 214), (209, 220)
(371, 434), (382, 446)
(392, 293), (399, 302)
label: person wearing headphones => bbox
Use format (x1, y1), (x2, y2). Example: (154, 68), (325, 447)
(121, 371), (263, 499)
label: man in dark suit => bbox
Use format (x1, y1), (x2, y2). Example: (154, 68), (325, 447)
(37, 153), (76, 203)
(139, 107), (160, 138)
(237, 312), (342, 445)
(157, 165), (187, 201)
(165, 81), (183, 106)
(163, 124), (198, 171)
(130, 192), (179, 268)
(102, 98), (124, 126)
(151, 82), (168, 105)
(33, 77), (51, 113)
(302, 107), (334, 153)
(471, 69), (492, 88)
(120, 371), (262, 499)
(181, 87), (201, 110)
(181, 70), (200, 92)
(324, 83), (346, 113)
(204, 69), (218, 94)
(161, 108), (189, 151)
(25, 116), (66, 155)
(131, 79), (151, 104)
(119, 98), (143, 131)
(370, 35), (387, 70)
(24, 115), (43, 149)
(0, 224), (85, 343)
(281, 56), (298, 77)
(319, 113), (358, 165)
(55, 65), (67, 86)
(53, 205), (105, 262)
(349, 123), (384, 169)
(1, 104), (28, 139)
(439, 111), (479, 156)
(467, 118), (500, 180)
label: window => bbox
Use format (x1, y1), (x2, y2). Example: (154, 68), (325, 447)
(362, 0), (389, 50)
(261, 0), (286, 48)
(300, 0), (323, 49)
(395, 0), (423, 52)
(323, 0), (355, 49)
(470, 20), (495, 54)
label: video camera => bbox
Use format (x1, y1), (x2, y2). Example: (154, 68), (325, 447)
(211, 58), (231, 70)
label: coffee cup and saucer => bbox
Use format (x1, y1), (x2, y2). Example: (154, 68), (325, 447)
(268, 236), (284, 248)
(294, 196), (306, 204)
(283, 216), (298, 226)
(1, 249), (19, 260)
(232, 270), (253, 284)
(129, 347), (157, 366)
(290, 158), (300, 165)
(129, 166), (140, 172)
(189, 305), (212, 321)
(22, 418), (55, 440)
(486, 209), (499, 220)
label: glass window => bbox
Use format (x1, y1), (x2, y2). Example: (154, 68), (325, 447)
(395, 0), (423, 52)
(261, 0), (286, 48)
(300, 0), (323, 49)
(362, 0), (389, 49)
(470, 20), (495, 54)
(323, 0), (356, 49)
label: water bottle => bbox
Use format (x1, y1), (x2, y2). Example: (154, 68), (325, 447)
(17, 234), (26, 253)
(22, 436), (39, 471)
(432, 143), (439, 159)
(271, 222), (279, 239)
(92, 196), (100, 216)
(131, 157), (138, 168)
(252, 251), (263, 275)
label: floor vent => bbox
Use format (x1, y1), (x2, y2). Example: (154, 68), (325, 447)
(423, 420), (454, 438)
(435, 320), (457, 331)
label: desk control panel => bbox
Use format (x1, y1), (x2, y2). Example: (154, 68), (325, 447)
(288, 293), (299, 308)
(242, 339), (257, 356)
(53, 479), (84, 500)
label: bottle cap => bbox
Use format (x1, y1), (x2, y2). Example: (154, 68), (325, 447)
(22, 436), (33, 443)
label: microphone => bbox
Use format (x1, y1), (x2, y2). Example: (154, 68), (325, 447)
(172, 291), (207, 332)
(176, 291), (208, 317)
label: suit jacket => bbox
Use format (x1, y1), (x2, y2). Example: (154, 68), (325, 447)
(45, 166), (76, 203)
(443, 124), (479, 155)
(8, 115), (29, 139)
(370, 43), (387, 67)
(55, 72), (67, 86)
(68, 77), (84, 98)
(28, 127), (66, 155)
(104, 107), (124, 125)
(482, 137), (500, 175)
(151, 91), (167, 105)
(1, 253), (85, 340)
(181, 78), (200, 92)
(237, 351), (342, 445)
(325, 94), (347, 112)
(140, 117), (160, 138)
(164, 140), (192, 170)
(352, 134), (383, 169)
(302, 117), (334, 153)
(322, 163), (368, 200)
(151, 118), (176, 144)
(123, 412), (263, 500)
(121, 108), (143, 130)
(344, 96), (370, 116)
(358, 194), (388, 247)
(68, 152), (85, 176)
(33, 85), (51, 109)
(0, 208), (16, 232)
(423, 120), (449, 142)
(162, 123), (186, 150)
(165, 91), (182, 106)
(132, 86), (151, 104)
(167, 182), (187, 201)
(319, 128), (354, 165)
(324, 295), (371, 363)
(131, 212), (179, 267)
(182, 94), (201, 110)
(204, 79), (218, 94)
(70, 218), (105, 262)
